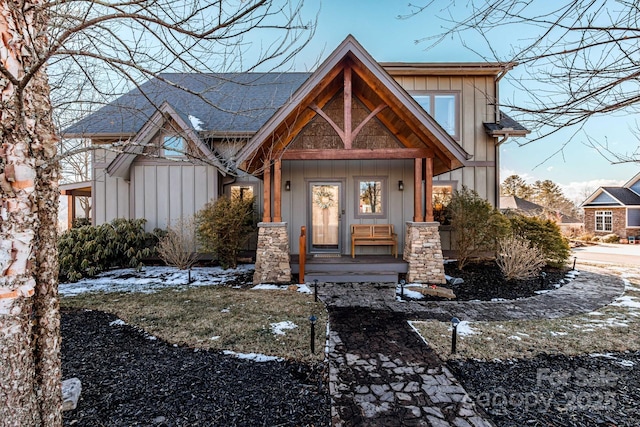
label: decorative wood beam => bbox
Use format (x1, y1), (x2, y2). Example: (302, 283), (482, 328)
(281, 148), (434, 160)
(344, 66), (352, 149)
(414, 158), (424, 222)
(262, 162), (271, 222)
(425, 157), (434, 222)
(273, 159), (282, 222)
(351, 104), (387, 141)
(309, 103), (345, 141)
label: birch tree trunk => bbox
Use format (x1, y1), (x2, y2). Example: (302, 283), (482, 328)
(1, 0), (62, 425)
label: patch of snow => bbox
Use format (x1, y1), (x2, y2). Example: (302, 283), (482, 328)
(507, 335), (522, 341)
(146, 335), (157, 341)
(454, 320), (477, 337)
(109, 319), (126, 327)
(534, 289), (551, 295)
(516, 332), (530, 337)
(587, 311), (604, 315)
(210, 336), (221, 341)
(188, 114), (204, 131)
(445, 275), (464, 285)
(270, 321), (298, 335)
(297, 284), (312, 294)
(59, 265), (254, 296)
(549, 331), (568, 336)
(220, 308), (230, 313)
(252, 284), (287, 291)
(617, 359), (635, 367)
(611, 295), (640, 309)
(223, 350), (283, 362)
(589, 352), (616, 359)
(396, 285), (425, 300)
(491, 298), (507, 302)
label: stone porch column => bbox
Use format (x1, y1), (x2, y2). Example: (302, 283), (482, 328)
(253, 222), (291, 284)
(403, 221), (446, 284)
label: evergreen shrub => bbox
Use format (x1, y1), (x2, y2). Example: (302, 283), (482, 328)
(59, 218), (159, 282)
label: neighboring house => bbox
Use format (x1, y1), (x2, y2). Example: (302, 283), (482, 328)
(581, 171), (640, 238)
(500, 195), (583, 236)
(62, 35), (528, 284)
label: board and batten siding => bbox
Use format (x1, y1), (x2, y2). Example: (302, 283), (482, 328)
(93, 157), (219, 231)
(281, 159), (412, 255)
(393, 74), (498, 206)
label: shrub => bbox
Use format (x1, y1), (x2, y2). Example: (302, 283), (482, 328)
(577, 233), (595, 242)
(601, 233), (620, 243)
(496, 235), (546, 281)
(448, 186), (511, 269)
(508, 215), (570, 268)
(59, 218), (159, 282)
(157, 216), (199, 270)
(197, 196), (256, 269)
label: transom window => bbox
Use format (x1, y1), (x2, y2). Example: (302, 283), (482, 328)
(355, 177), (386, 219)
(163, 135), (185, 157)
(411, 91), (460, 139)
(595, 210), (612, 232)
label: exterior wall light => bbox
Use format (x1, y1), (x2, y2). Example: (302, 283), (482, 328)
(398, 180), (404, 191)
(285, 181), (291, 191)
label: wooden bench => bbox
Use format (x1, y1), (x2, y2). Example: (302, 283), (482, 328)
(351, 224), (398, 258)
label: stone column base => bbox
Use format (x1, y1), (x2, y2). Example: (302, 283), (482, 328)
(403, 221), (446, 284)
(253, 222), (291, 284)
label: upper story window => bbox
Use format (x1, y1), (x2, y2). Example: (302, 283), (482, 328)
(410, 91), (460, 140)
(163, 135), (185, 157)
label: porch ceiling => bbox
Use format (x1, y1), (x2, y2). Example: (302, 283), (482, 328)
(236, 35), (470, 176)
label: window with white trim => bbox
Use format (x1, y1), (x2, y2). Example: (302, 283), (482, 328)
(411, 91), (460, 139)
(163, 135), (185, 157)
(595, 210), (612, 232)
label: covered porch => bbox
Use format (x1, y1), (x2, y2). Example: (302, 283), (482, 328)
(235, 36), (469, 285)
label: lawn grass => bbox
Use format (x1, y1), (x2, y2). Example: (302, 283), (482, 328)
(62, 285), (327, 363)
(412, 265), (640, 361)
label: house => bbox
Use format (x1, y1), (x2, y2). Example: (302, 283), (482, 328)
(62, 35), (529, 284)
(500, 195), (583, 236)
(581, 171), (640, 239)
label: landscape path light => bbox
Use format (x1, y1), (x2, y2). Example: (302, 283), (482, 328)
(400, 279), (406, 299)
(309, 315), (317, 354)
(314, 279), (318, 302)
(451, 317), (460, 354)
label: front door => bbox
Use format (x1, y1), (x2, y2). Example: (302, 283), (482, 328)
(309, 182), (342, 254)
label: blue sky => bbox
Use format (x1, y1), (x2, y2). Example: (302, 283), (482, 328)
(276, 0), (640, 202)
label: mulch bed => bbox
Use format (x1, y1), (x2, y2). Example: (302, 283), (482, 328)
(434, 261), (569, 301)
(61, 309), (329, 426)
(448, 352), (640, 427)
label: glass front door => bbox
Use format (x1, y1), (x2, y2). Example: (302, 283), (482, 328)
(309, 182), (342, 253)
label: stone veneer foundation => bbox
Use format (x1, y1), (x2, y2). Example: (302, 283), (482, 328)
(403, 221), (446, 284)
(253, 222), (291, 284)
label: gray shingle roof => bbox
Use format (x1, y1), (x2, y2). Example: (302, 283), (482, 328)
(63, 73), (312, 136)
(601, 187), (640, 206)
(484, 111), (529, 135)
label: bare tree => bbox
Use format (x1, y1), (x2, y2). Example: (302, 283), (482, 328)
(407, 0), (640, 163)
(0, 0), (314, 424)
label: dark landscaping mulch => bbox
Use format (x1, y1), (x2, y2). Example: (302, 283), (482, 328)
(62, 309), (330, 427)
(448, 352), (640, 427)
(434, 261), (569, 301)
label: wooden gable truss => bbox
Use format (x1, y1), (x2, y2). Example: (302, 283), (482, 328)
(236, 35), (471, 224)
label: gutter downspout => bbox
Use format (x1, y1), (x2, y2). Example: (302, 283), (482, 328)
(495, 133), (510, 208)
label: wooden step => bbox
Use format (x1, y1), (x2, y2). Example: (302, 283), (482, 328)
(304, 271), (399, 283)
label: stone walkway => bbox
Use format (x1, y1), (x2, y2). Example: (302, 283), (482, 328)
(321, 266), (626, 426)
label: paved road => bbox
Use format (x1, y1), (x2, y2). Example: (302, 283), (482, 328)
(572, 242), (640, 266)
